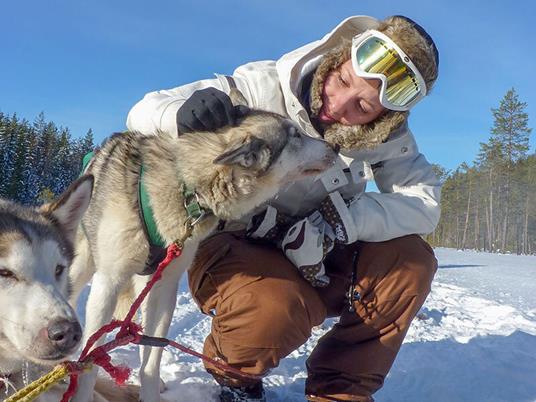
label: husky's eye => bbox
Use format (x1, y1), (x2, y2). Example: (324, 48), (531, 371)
(0, 268), (17, 280)
(55, 264), (66, 279)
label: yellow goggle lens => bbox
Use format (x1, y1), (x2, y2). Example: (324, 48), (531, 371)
(355, 37), (423, 107)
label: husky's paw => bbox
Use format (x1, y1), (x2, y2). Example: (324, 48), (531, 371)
(159, 377), (167, 393)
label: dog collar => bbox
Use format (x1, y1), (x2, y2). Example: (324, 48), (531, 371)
(81, 151), (211, 248)
(182, 184), (208, 226)
(139, 166), (212, 248)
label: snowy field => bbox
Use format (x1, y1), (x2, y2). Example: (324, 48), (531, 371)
(85, 248), (536, 402)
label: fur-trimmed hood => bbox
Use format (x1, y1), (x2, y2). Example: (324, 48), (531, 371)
(274, 15), (437, 151)
(274, 16), (408, 151)
(307, 39), (408, 150)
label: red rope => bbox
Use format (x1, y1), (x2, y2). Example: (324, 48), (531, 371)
(167, 340), (261, 381)
(61, 373), (78, 402)
(60, 242), (261, 401)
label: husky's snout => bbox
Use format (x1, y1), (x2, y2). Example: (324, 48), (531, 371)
(30, 317), (82, 361)
(295, 134), (339, 176)
(46, 319), (82, 353)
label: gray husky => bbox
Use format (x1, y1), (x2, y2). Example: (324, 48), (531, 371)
(68, 91), (338, 402)
(0, 176), (136, 401)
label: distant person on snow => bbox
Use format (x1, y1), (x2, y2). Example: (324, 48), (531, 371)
(127, 15), (441, 402)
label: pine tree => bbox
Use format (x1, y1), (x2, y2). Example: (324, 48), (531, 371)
(38, 121), (60, 196)
(6, 118), (32, 201)
(525, 155), (536, 253)
(476, 139), (503, 251)
(491, 88), (531, 164)
(22, 113), (47, 203)
(72, 128), (95, 174)
(20, 121), (39, 204)
(434, 88), (533, 254)
(490, 88), (532, 250)
(51, 127), (73, 195)
(0, 112), (7, 195)
(431, 163), (449, 183)
(1, 115), (21, 199)
(0, 111), (95, 204)
(81, 128), (94, 152)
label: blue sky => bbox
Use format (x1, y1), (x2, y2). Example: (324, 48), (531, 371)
(1, 0), (535, 171)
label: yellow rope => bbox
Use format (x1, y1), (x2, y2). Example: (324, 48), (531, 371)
(5, 364), (72, 402)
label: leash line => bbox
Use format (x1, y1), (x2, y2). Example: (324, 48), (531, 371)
(134, 335), (261, 381)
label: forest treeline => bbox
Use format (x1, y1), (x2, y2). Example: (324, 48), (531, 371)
(427, 88), (534, 254)
(0, 112), (94, 204)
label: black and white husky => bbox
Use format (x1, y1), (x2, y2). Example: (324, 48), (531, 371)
(0, 176), (140, 401)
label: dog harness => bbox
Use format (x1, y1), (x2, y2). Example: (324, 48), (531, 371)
(79, 73), (244, 273)
(137, 166), (210, 274)
(81, 151), (210, 275)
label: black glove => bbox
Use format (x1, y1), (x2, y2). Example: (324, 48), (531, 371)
(176, 87), (249, 134)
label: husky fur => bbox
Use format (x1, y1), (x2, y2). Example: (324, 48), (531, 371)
(67, 90), (338, 402)
(0, 176), (137, 401)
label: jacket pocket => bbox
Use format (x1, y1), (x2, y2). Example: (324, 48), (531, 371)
(189, 232), (266, 315)
(189, 234), (232, 314)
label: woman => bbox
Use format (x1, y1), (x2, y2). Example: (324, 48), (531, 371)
(127, 15), (440, 402)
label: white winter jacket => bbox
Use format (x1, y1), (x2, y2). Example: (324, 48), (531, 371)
(126, 15), (441, 243)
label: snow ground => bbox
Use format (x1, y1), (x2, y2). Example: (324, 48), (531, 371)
(91, 248), (536, 402)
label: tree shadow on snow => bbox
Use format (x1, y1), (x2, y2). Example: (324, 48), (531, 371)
(154, 330), (536, 402)
(437, 264), (485, 269)
(375, 330), (536, 402)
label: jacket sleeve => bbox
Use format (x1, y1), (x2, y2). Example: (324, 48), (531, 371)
(126, 61), (283, 134)
(337, 149), (441, 243)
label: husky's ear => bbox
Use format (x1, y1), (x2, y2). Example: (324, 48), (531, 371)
(40, 175), (94, 241)
(229, 88), (249, 108)
(213, 137), (269, 169)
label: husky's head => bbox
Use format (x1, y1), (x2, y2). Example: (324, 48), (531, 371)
(175, 90), (339, 220)
(0, 175), (93, 368)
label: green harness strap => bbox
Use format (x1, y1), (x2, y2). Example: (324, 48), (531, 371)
(139, 167), (208, 248)
(81, 151), (207, 249)
(80, 151), (95, 175)
(139, 165), (167, 248)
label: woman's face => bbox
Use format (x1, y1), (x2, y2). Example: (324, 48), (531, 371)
(318, 59), (386, 126)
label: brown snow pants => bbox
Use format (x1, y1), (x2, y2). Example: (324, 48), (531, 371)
(188, 231), (437, 401)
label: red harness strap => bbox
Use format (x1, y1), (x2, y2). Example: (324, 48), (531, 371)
(61, 244), (182, 402)
(60, 242), (261, 402)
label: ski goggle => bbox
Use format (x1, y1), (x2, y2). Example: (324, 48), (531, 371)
(351, 30), (427, 111)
